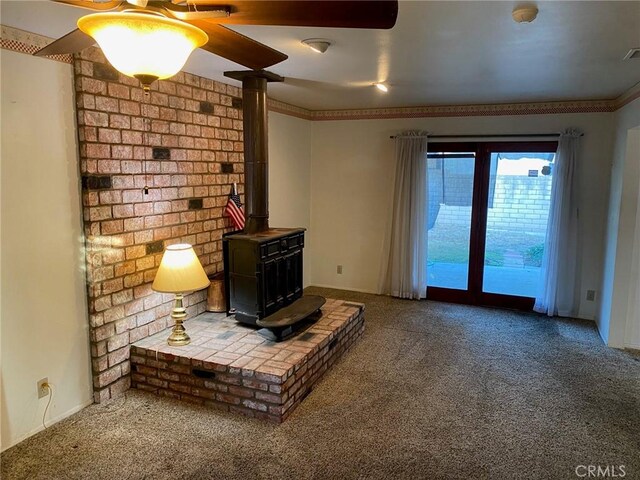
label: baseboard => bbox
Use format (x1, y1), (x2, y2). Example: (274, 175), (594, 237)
(1, 398), (94, 452)
(307, 284), (379, 295)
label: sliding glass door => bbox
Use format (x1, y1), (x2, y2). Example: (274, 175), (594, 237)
(427, 150), (476, 291)
(426, 142), (557, 310)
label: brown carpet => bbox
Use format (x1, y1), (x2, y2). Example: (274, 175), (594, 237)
(2, 287), (639, 480)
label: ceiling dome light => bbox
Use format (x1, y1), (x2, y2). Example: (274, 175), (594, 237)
(301, 38), (331, 54)
(78, 11), (208, 91)
(374, 82), (388, 92)
(512, 5), (539, 23)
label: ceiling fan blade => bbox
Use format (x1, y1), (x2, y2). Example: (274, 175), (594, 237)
(34, 28), (95, 56)
(162, 3), (230, 21)
(186, 21), (288, 70)
(52, 0), (124, 11)
(184, 0), (398, 29)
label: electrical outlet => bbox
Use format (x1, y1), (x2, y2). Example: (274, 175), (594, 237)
(337, 265), (343, 274)
(586, 290), (596, 302)
(37, 378), (49, 399)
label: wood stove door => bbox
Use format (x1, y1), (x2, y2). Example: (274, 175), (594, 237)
(285, 250), (303, 300)
(262, 249), (303, 317)
(263, 258), (282, 315)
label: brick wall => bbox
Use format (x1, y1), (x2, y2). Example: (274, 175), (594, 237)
(74, 47), (245, 403)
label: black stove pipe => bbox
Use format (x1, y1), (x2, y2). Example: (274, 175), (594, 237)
(224, 70), (284, 235)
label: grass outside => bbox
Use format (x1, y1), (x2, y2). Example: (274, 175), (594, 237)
(427, 223), (546, 267)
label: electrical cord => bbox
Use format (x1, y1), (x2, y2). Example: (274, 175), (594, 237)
(42, 382), (53, 430)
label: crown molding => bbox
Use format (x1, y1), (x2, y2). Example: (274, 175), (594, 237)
(267, 98), (313, 120)
(266, 98), (617, 121)
(3, 24), (637, 121)
(301, 99), (616, 121)
(614, 81), (640, 110)
(0, 25), (72, 64)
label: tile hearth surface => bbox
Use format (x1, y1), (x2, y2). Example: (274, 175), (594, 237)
(130, 298), (365, 422)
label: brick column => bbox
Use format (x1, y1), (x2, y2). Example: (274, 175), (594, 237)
(74, 47), (245, 402)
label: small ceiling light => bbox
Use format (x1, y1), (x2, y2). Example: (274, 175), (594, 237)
(301, 38), (331, 54)
(512, 5), (539, 23)
(374, 83), (388, 92)
(78, 11), (208, 91)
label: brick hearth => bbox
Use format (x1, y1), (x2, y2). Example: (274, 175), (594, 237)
(130, 299), (364, 422)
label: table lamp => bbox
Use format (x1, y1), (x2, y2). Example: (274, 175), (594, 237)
(152, 244), (210, 346)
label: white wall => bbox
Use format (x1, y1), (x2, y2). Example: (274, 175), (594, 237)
(1, 50), (93, 451)
(599, 97), (640, 347)
(308, 113), (615, 320)
(626, 139), (640, 348)
(268, 112), (313, 287)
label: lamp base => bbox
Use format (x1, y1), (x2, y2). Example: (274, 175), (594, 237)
(167, 327), (191, 346)
(167, 293), (190, 346)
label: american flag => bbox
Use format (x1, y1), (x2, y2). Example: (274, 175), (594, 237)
(225, 184), (245, 230)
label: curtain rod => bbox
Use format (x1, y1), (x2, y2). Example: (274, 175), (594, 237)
(389, 133), (583, 139)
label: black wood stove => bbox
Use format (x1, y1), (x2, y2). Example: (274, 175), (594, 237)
(223, 227), (304, 326)
(222, 70), (318, 339)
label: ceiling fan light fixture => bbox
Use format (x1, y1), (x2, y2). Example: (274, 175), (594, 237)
(374, 82), (388, 93)
(77, 11), (208, 90)
(301, 38), (331, 54)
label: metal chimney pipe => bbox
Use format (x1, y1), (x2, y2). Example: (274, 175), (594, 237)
(224, 70), (283, 235)
(241, 75), (269, 234)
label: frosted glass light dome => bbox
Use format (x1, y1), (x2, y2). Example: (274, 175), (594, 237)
(78, 12), (208, 90)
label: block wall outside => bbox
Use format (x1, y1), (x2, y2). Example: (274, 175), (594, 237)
(74, 47), (244, 402)
(432, 176), (552, 233)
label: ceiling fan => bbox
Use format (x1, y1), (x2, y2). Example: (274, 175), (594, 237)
(36, 0), (399, 72)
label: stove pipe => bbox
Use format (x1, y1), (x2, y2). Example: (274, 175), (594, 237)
(224, 70), (284, 235)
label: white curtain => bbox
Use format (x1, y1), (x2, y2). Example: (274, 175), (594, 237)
(380, 131), (428, 299)
(534, 129), (581, 316)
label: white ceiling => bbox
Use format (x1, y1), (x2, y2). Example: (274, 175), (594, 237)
(2, 0), (639, 110)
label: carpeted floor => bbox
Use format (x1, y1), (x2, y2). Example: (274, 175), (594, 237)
(2, 287), (639, 480)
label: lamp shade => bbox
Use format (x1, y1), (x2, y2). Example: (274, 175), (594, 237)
(77, 12), (208, 86)
(152, 244), (210, 293)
